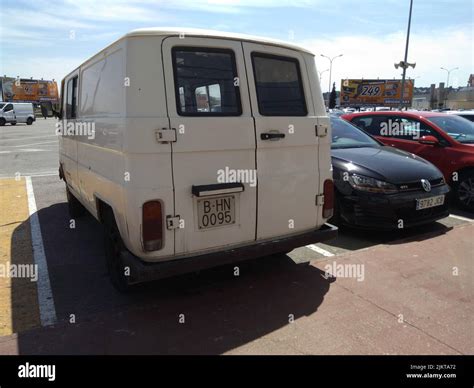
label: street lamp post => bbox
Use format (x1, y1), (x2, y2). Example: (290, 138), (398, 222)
(318, 69), (329, 84)
(440, 67), (458, 88)
(320, 54), (343, 105)
(440, 67), (458, 108)
(394, 0), (415, 109)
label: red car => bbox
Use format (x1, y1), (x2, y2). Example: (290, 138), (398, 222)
(342, 111), (474, 210)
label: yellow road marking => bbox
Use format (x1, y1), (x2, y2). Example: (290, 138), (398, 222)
(0, 178), (40, 336)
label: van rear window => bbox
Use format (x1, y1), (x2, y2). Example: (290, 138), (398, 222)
(172, 47), (242, 116)
(251, 53), (307, 116)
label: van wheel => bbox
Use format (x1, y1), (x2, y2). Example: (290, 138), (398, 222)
(103, 217), (133, 293)
(66, 187), (86, 218)
(26, 118), (33, 125)
(11, 122), (16, 126)
(455, 171), (474, 211)
(0, 118), (5, 126)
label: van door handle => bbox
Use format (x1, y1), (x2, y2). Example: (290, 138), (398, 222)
(261, 132), (285, 141)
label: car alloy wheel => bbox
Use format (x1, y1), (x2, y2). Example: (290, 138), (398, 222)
(457, 174), (474, 210)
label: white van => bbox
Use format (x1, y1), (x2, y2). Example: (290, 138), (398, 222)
(58, 28), (337, 291)
(0, 102), (35, 125)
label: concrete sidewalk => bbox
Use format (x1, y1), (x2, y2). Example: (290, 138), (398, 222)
(0, 223), (472, 355)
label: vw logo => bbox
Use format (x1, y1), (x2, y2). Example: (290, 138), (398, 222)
(421, 179), (431, 192)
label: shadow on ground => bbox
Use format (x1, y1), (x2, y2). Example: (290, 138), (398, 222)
(10, 203), (333, 354)
(323, 205), (472, 251)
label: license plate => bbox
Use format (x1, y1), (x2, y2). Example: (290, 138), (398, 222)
(416, 195), (445, 210)
(197, 195), (235, 229)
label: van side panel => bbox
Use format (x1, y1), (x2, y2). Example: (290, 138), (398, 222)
(76, 42), (128, 244)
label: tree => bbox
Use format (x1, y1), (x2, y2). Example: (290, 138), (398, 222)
(329, 82), (337, 109)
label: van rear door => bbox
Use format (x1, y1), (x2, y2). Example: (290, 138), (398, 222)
(161, 37), (257, 255)
(242, 43), (320, 239)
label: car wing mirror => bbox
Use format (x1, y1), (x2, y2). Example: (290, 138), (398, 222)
(418, 135), (439, 146)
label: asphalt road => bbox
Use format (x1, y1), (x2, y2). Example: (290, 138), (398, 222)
(0, 118), (472, 355)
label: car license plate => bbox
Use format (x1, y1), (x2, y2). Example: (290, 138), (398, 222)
(197, 195), (235, 229)
(416, 195), (445, 210)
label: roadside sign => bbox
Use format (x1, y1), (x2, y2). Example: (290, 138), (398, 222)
(340, 79), (414, 107)
(0, 77), (59, 104)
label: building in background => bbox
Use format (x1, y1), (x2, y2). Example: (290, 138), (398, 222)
(412, 76), (474, 110)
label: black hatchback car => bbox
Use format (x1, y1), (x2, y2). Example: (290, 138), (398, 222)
(330, 116), (450, 230)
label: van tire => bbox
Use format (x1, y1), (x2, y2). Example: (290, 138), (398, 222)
(26, 117), (33, 125)
(102, 211), (134, 293)
(66, 187), (86, 218)
(0, 118), (5, 126)
(11, 122), (16, 126)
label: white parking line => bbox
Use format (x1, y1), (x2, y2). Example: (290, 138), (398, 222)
(25, 176), (57, 327)
(10, 140), (57, 148)
(0, 171), (58, 179)
(449, 214), (474, 222)
(0, 149), (47, 154)
(306, 244), (335, 257)
(0, 134), (57, 142)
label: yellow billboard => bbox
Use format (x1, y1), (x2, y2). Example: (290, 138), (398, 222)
(0, 78), (59, 103)
(340, 79), (414, 107)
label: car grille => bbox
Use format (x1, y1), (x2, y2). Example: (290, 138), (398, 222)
(397, 177), (445, 192)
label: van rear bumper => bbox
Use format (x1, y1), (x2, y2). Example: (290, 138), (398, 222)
(122, 223), (338, 284)
(121, 224), (338, 284)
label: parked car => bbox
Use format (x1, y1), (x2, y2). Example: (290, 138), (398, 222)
(0, 102), (35, 126)
(330, 115), (450, 229)
(58, 27), (337, 291)
(342, 111), (474, 210)
(446, 110), (474, 122)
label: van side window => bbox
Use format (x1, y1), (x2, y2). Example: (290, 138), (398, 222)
(3, 104), (13, 112)
(251, 53), (307, 116)
(172, 47), (242, 116)
(66, 76), (78, 119)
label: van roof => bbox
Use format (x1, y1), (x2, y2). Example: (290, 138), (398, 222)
(63, 27), (314, 82)
(125, 27), (314, 55)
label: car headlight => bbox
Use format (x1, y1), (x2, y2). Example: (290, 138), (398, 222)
(347, 173), (398, 193)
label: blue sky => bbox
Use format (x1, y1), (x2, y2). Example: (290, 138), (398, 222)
(0, 0), (472, 90)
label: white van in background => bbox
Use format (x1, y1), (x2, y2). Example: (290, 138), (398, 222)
(58, 27), (337, 291)
(0, 102), (36, 126)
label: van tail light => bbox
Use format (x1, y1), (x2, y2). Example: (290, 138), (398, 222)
(142, 201), (163, 251)
(323, 179), (334, 219)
